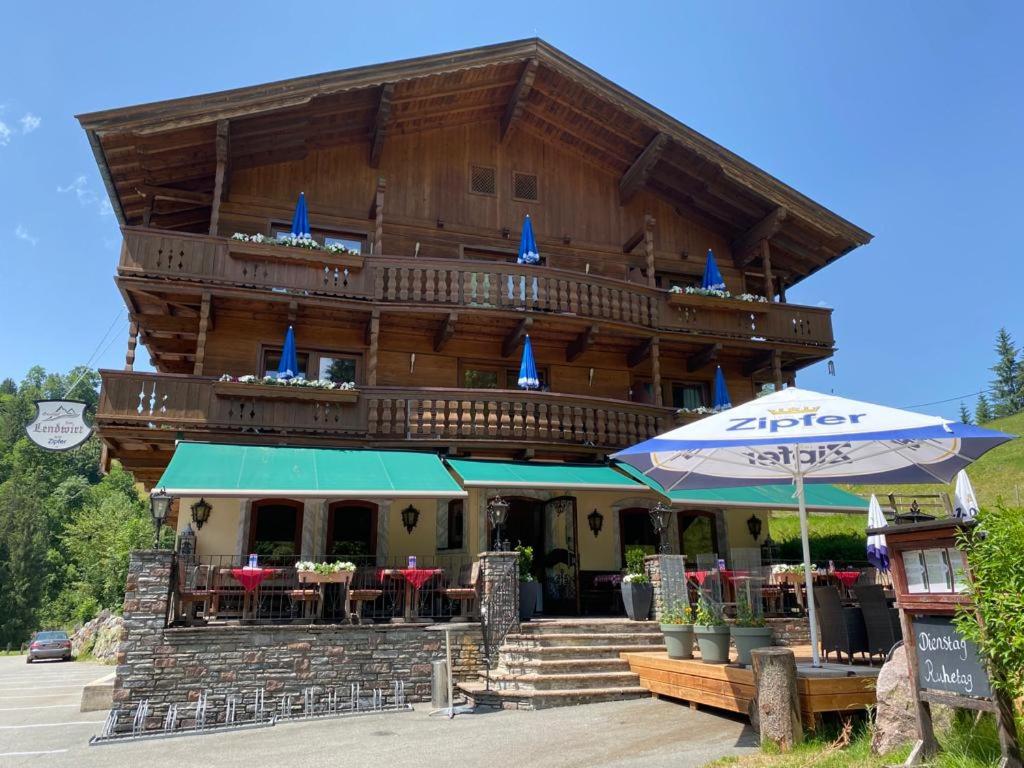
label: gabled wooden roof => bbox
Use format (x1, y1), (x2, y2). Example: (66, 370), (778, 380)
(77, 38), (871, 278)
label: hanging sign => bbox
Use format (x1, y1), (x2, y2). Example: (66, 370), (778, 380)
(26, 400), (93, 451)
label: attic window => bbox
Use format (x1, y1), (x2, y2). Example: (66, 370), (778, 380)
(512, 171), (539, 202)
(470, 165), (496, 196)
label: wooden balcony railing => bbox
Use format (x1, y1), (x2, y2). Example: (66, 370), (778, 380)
(118, 227), (833, 348)
(97, 370), (678, 451)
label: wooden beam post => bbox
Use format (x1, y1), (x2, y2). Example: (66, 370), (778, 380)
(733, 206), (788, 267)
(627, 337), (653, 369)
(686, 343), (721, 373)
(772, 349), (784, 391)
(209, 119), (229, 236)
(373, 177), (386, 255)
(742, 351), (774, 378)
(369, 84), (395, 169)
(644, 214), (656, 288)
(141, 200), (153, 228)
(761, 239), (775, 301)
(125, 321), (139, 371)
(500, 58), (538, 143)
(566, 325), (598, 363)
(502, 317), (533, 359)
(193, 292), (211, 376)
(619, 133), (669, 205)
(778, 275), (787, 304)
(651, 337), (662, 406)
(367, 309), (381, 386)
(433, 312), (458, 352)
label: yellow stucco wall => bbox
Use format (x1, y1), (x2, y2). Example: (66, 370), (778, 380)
(387, 498), (439, 562)
(724, 508), (769, 551)
(175, 497), (243, 558)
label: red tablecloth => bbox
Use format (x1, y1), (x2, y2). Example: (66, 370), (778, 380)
(229, 567), (278, 593)
(834, 571), (860, 588)
(382, 568), (443, 589)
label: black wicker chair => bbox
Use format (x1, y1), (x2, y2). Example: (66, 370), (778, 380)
(853, 584), (902, 661)
(813, 586), (869, 664)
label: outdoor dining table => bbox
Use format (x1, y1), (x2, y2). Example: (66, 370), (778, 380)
(832, 570), (861, 589)
(380, 568), (443, 622)
(226, 566), (282, 622)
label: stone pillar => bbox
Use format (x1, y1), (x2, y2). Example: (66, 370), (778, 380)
(645, 555), (688, 621)
(477, 551), (519, 623)
(644, 555), (662, 621)
(113, 550), (174, 712)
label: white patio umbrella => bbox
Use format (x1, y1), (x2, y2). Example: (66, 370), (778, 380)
(953, 469), (980, 521)
(612, 386), (1013, 666)
(866, 494), (889, 571)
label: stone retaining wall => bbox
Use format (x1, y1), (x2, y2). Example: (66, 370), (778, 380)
(114, 551), (483, 729)
(766, 617), (811, 647)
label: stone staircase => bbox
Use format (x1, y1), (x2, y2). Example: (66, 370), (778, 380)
(458, 619), (664, 710)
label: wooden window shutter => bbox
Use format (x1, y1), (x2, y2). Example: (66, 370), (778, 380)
(470, 165), (496, 196)
(512, 171), (539, 202)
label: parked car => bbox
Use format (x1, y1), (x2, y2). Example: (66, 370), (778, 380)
(27, 631), (72, 663)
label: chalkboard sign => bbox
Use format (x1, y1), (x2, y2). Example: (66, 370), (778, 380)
(912, 615), (991, 699)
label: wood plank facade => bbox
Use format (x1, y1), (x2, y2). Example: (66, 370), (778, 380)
(79, 39), (870, 486)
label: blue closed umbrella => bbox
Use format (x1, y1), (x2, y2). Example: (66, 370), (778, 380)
(701, 249), (726, 291)
(290, 192), (310, 239)
(712, 366), (732, 411)
(277, 326), (300, 380)
(517, 335), (540, 390)
(517, 214), (540, 264)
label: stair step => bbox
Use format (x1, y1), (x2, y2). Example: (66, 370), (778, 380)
(505, 632), (666, 647)
(482, 671), (641, 691)
(498, 643), (667, 660)
(496, 658), (631, 675)
(459, 681), (651, 710)
(517, 620), (661, 635)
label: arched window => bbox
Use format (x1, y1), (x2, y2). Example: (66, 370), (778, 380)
(678, 510), (718, 560)
(326, 501), (378, 562)
(618, 507), (658, 564)
(248, 499), (304, 563)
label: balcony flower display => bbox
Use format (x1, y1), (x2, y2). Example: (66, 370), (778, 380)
(676, 405), (714, 416)
(231, 232), (360, 257)
(218, 374), (356, 390)
(668, 285), (768, 303)
(296, 561), (357, 574)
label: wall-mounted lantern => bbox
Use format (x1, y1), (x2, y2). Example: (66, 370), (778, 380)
(401, 504), (420, 534)
(747, 514), (763, 542)
(190, 497), (212, 530)
(587, 508), (604, 538)
(649, 502), (673, 554)
(487, 496), (510, 551)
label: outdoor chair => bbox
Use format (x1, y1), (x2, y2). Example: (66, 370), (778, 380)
(853, 584), (902, 661)
(444, 562), (480, 621)
(176, 563), (212, 626)
(347, 567), (383, 624)
(813, 586), (869, 664)
(288, 587), (320, 621)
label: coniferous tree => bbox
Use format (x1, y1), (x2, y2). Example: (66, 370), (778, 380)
(990, 328), (1022, 417)
(958, 402), (972, 424)
(975, 393), (993, 424)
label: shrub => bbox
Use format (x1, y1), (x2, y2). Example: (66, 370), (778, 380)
(623, 546), (649, 585)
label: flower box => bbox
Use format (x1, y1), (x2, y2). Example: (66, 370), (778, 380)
(298, 571), (353, 584)
(228, 240), (364, 270)
(212, 381), (360, 404)
(667, 292), (769, 314)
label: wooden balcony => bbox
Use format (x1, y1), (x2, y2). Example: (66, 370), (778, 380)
(118, 227), (834, 350)
(96, 370), (680, 460)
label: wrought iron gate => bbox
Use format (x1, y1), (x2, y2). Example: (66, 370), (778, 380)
(478, 556), (519, 689)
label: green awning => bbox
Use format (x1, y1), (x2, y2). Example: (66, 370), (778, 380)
(613, 462), (867, 512)
(445, 458), (649, 491)
(157, 443), (466, 498)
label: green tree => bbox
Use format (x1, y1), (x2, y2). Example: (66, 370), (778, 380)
(958, 401), (972, 424)
(0, 473), (49, 646)
(990, 328), (1022, 417)
(975, 393), (993, 424)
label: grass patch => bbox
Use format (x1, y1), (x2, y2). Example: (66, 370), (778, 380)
(0, 650), (25, 656)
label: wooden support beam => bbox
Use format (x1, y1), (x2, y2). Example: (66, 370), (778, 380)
(500, 58), (538, 143)
(622, 227), (644, 254)
(368, 83), (395, 169)
(761, 239), (775, 301)
(773, 234), (829, 267)
(566, 324), (599, 363)
(733, 207), (788, 267)
(627, 337), (654, 369)
(686, 343), (721, 373)
(373, 177), (386, 254)
(742, 351), (775, 377)
(131, 314), (199, 336)
(772, 349), (784, 391)
(502, 317), (533, 359)
(209, 119), (229, 236)
(141, 200), (153, 227)
(619, 133), (670, 205)
(136, 184), (213, 206)
(193, 293), (211, 376)
(125, 321), (138, 371)
(433, 312), (458, 352)
(651, 337), (663, 406)
(287, 300), (298, 324)
(367, 309), (380, 386)
(644, 214), (656, 288)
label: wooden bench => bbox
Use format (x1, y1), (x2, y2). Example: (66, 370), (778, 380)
(176, 563), (212, 626)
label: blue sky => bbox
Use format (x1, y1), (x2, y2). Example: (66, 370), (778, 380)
(1, 1), (1021, 420)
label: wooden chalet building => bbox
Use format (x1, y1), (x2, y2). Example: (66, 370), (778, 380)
(79, 39), (870, 612)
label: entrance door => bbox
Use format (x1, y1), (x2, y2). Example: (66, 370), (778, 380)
(543, 496), (580, 615)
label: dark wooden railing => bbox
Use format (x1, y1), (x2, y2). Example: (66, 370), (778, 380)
(118, 227), (833, 348)
(97, 370), (678, 451)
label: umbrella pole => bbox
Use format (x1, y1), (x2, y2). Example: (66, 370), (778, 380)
(796, 472), (821, 667)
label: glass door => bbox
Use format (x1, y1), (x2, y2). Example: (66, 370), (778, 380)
(543, 496), (580, 615)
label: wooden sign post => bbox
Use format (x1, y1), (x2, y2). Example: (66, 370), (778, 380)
(878, 518), (1022, 767)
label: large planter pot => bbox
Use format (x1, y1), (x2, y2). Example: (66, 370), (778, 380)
(519, 581), (541, 621)
(730, 626), (774, 665)
(660, 624), (694, 659)
(693, 625), (731, 664)
(620, 581), (653, 621)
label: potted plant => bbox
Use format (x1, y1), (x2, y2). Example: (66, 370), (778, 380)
(659, 601), (694, 659)
(516, 544), (541, 621)
(620, 547), (653, 621)
(693, 594), (730, 663)
(730, 589), (773, 665)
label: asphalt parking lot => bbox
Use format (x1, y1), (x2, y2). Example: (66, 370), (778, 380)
(0, 654), (757, 767)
